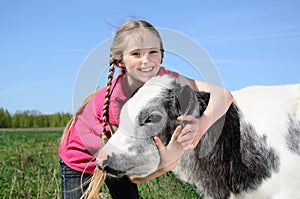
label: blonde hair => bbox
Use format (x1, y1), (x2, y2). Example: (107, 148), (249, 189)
(60, 20), (163, 199)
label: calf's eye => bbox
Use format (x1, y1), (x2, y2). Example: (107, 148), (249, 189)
(144, 113), (162, 124)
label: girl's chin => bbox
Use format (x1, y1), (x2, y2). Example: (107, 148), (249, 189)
(138, 75), (156, 83)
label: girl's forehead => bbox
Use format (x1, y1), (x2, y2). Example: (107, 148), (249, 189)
(124, 32), (161, 54)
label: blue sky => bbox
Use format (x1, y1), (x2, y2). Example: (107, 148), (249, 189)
(1, 1), (300, 114)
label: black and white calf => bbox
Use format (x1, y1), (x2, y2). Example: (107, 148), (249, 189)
(97, 75), (300, 199)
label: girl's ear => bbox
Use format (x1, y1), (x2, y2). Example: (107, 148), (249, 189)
(116, 60), (124, 68)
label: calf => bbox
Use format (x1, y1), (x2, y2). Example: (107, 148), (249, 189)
(97, 75), (300, 199)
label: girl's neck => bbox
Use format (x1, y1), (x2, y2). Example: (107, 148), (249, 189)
(126, 76), (144, 95)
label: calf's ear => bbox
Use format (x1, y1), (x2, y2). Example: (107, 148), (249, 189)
(177, 85), (195, 115)
(177, 85), (210, 117)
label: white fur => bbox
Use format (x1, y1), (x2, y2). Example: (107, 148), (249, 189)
(230, 84), (300, 198)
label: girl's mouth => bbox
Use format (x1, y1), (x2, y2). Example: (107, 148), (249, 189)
(139, 67), (154, 72)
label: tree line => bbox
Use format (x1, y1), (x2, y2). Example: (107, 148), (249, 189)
(0, 107), (72, 128)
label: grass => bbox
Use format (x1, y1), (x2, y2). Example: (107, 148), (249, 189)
(0, 130), (201, 199)
(0, 130), (61, 199)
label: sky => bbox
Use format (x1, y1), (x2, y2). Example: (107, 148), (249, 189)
(1, 0), (300, 114)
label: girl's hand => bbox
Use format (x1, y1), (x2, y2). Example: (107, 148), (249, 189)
(177, 114), (210, 150)
(154, 125), (184, 171)
(129, 126), (184, 184)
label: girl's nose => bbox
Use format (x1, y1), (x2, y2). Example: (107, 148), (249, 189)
(141, 53), (150, 64)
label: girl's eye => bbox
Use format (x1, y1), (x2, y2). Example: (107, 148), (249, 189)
(150, 50), (158, 54)
(131, 52), (141, 57)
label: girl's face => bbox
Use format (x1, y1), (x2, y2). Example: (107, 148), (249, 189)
(118, 32), (162, 90)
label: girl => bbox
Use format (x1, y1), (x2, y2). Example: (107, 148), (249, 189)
(59, 20), (234, 199)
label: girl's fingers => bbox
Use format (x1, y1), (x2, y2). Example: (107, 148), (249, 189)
(154, 125), (182, 150)
(180, 140), (193, 148)
(153, 136), (165, 150)
(177, 115), (194, 122)
(185, 134), (202, 150)
(170, 125), (182, 142)
(185, 143), (196, 151)
(178, 132), (193, 142)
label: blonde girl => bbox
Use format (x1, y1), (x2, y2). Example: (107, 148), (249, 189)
(59, 20), (233, 199)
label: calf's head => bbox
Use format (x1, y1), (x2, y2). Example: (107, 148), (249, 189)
(96, 75), (208, 177)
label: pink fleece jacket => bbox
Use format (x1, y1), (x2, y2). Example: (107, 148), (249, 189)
(58, 67), (179, 174)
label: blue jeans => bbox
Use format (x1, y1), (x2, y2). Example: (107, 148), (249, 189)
(60, 159), (92, 198)
(60, 159), (139, 199)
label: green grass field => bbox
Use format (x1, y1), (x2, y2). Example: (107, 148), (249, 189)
(0, 130), (201, 199)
